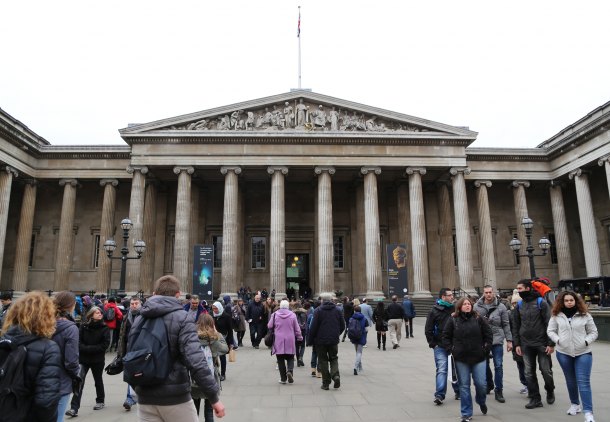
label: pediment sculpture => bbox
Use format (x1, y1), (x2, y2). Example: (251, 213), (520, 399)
(163, 99), (427, 133)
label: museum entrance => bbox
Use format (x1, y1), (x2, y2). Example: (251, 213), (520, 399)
(286, 253), (310, 300)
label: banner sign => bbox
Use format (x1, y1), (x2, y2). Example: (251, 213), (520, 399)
(193, 245), (214, 301)
(387, 244), (408, 297)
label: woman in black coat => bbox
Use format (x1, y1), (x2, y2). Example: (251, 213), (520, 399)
(442, 297), (493, 422)
(212, 301), (234, 381)
(66, 306), (110, 417)
(373, 301), (388, 350)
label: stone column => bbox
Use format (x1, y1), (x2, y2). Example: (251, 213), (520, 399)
(406, 167), (431, 298)
(173, 166), (194, 292)
(354, 182), (366, 296)
(0, 166), (18, 285)
(268, 166), (288, 300)
(54, 179), (78, 292)
(436, 182), (458, 290)
(396, 182), (414, 293)
(569, 169), (602, 277)
(512, 181), (531, 279)
(474, 181), (496, 289)
(12, 179), (36, 293)
(450, 168), (475, 294)
(220, 166), (241, 300)
(599, 155), (610, 199)
(315, 167), (335, 295)
(126, 166), (148, 293)
(96, 179), (118, 294)
(140, 181), (158, 294)
(549, 181), (573, 280)
(361, 167), (384, 300)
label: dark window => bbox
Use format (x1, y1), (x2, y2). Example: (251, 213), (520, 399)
(213, 235), (223, 268)
(92, 234), (101, 268)
(333, 236), (344, 269)
(251, 237), (266, 269)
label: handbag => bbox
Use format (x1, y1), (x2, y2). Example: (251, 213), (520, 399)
(228, 348), (236, 362)
(104, 355), (123, 375)
(264, 315), (276, 348)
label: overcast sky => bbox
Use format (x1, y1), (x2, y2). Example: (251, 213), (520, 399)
(2, 0), (609, 148)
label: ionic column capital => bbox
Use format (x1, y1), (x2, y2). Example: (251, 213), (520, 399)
(20, 178), (38, 187)
(549, 180), (566, 188)
(173, 166), (195, 175)
(59, 178), (78, 187)
(99, 178), (119, 187)
(315, 166), (335, 176)
(568, 168), (588, 180)
(474, 180), (492, 188)
(360, 167), (381, 176)
(405, 167), (426, 176)
(598, 155), (610, 166)
(450, 167), (471, 176)
(1, 165), (18, 178)
(220, 166), (242, 175)
(511, 180), (530, 188)
(267, 166), (289, 175)
(126, 165), (148, 175)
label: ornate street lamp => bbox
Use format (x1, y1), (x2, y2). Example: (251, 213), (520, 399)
(103, 218), (146, 292)
(509, 216), (551, 279)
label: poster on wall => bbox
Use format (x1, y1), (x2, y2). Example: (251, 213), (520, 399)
(193, 245), (214, 301)
(387, 244), (408, 297)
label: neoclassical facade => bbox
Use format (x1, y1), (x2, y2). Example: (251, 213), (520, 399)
(1, 91), (609, 299)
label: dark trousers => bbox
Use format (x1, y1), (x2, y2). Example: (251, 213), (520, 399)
(404, 318), (414, 337)
(71, 362), (105, 411)
(522, 345), (554, 401)
(276, 354), (295, 382)
(249, 322), (264, 346)
(237, 330), (245, 345)
(193, 398), (214, 422)
(315, 344), (339, 386)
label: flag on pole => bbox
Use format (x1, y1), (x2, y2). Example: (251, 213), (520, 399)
(297, 8), (301, 37)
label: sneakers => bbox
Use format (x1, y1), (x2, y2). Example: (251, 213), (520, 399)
(461, 417), (472, 422)
(311, 369), (317, 377)
(93, 403), (104, 410)
(519, 386), (528, 395)
(480, 404), (488, 415)
(287, 372), (294, 384)
(455, 393), (461, 400)
(393, 344), (398, 349)
(567, 404), (582, 415)
(495, 390), (505, 403)
(65, 409), (78, 417)
(123, 400), (134, 411)
(278, 379), (287, 384)
(584, 412), (595, 422)
(525, 399), (543, 409)
(332, 375), (341, 389)
(353, 368), (358, 375)
(321, 384), (329, 390)
(316, 371), (322, 378)
(297, 359), (304, 367)
(547, 391), (555, 404)
(434, 396), (444, 405)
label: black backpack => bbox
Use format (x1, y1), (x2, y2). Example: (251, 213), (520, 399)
(297, 312), (308, 334)
(123, 314), (174, 386)
(0, 336), (37, 420)
(347, 317), (363, 342)
(105, 307), (116, 322)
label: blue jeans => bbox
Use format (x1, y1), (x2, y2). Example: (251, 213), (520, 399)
(456, 360), (487, 418)
(556, 351), (593, 413)
(57, 393), (71, 421)
(433, 346), (459, 399)
(354, 344), (363, 371)
(486, 344), (504, 391)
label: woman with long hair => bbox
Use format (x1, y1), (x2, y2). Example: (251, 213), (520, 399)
(547, 291), (598, 422)
(67, 306), (110, 416)
(191, 313), (228, 422)
(442, 296), (493, 422)
(373, 301), (388, 350)
(1, 291), (62, 421)
(51, 291), (80, 421)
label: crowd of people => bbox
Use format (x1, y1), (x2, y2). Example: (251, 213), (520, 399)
(0, 277), (600, 422)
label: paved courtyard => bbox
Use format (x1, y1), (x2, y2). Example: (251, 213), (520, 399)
(78, 318), (609, 422)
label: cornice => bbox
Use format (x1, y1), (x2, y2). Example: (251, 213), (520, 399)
(466, 148), (549, 162)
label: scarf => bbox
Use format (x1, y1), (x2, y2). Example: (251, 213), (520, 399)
(562, 307), (577, 319)
(437, 299), (453, 308)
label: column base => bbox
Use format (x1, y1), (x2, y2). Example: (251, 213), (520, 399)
(314, 291), (337, 300)
(412, 290), (433, 299)
(273, 291), (287, 300)
(11, 290), (28, 299)
(364, 290), (385, 301)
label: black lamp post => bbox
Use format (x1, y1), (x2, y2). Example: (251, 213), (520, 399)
(103, 218), (146, 292)
(509, 216), (551, 279)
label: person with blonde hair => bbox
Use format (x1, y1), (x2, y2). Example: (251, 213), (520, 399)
(1, 291), (62, 421)
(52, 291), (80, 420)
(67, 306), (110, 416)
(547, 291), (598, 422)
(191, 313), (228, 422)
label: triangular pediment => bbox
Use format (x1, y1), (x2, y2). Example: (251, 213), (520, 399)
(119, 91), (477, 142)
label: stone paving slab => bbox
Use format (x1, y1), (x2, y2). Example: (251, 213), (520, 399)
(76, 318), (610, 421)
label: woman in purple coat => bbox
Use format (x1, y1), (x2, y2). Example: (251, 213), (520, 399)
(268, 300), (303, 384)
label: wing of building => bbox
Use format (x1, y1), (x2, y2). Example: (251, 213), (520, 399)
(1, 91), (609, 299)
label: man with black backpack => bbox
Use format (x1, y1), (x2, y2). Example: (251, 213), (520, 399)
(125, 275), (225, 421)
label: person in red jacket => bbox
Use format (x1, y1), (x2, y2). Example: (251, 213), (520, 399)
(104, 297), (123, 352)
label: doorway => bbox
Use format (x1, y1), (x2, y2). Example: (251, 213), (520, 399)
(286, 253), (309, 299)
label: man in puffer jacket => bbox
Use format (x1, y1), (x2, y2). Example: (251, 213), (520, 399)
(129, 275), (225, 421)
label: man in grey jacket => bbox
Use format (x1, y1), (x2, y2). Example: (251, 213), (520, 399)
(129, 275), (225, 421)
(474, 285), (512, 403)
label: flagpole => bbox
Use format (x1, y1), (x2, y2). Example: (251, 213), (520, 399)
(298, 6), (301, 90)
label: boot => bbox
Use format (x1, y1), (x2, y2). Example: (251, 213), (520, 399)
(525, 398), (543, 409)
(495, 390), (505, 403)
(377, 332), (381, 349)
(382, 335), (387, 351)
